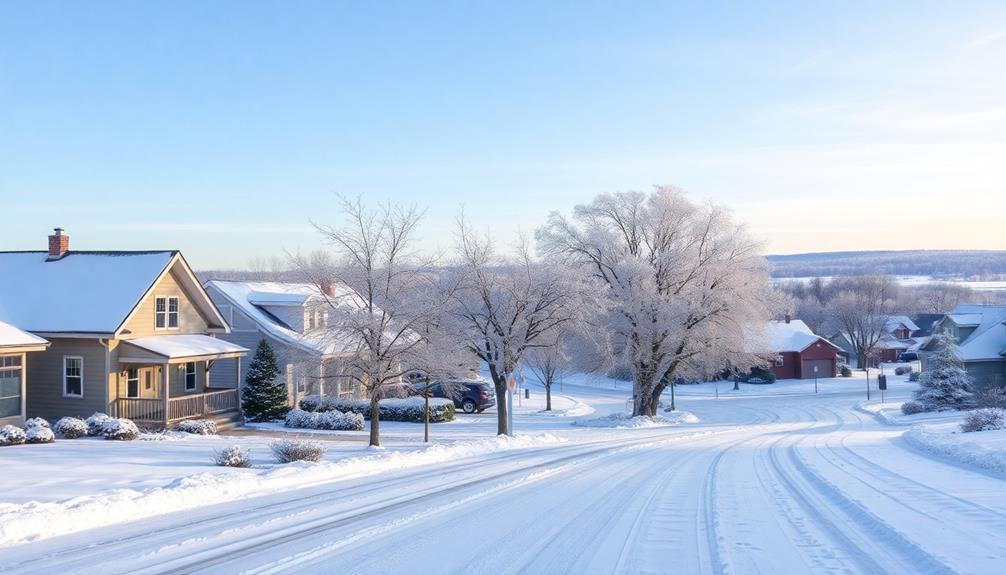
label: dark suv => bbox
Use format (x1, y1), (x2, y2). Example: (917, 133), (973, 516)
(412, 380), (495, 414)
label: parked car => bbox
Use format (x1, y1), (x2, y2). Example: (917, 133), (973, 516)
(412, 380), (495, 414)
(898, 352), (919, 362)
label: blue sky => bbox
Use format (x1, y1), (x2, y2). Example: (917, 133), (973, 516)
(1, 1), (1003, 268)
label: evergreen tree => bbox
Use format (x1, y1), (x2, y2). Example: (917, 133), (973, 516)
(913, 332), (973, 410)
(241, 339), (288, 421)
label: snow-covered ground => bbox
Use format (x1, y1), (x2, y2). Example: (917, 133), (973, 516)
(1, 368), (1005, 574)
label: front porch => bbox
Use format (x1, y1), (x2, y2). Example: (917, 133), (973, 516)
(114, 335), (247, 427)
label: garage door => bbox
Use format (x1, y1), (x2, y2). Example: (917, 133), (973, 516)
(801, 359), (833, 379)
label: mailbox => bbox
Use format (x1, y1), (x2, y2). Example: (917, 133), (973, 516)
(878, 374), (888, 390)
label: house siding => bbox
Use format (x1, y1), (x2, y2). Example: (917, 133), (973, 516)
(964, 360), (1006, 392)
(121, 268), (211, 337)
(799, 340), (838, 378)
(25, 338), (110, 421)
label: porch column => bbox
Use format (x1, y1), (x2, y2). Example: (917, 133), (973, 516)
(19, 352), (26, 423)
(318, 362), (325, 399)
(162, 364), (169, 426)
(235, 356), (242, 419)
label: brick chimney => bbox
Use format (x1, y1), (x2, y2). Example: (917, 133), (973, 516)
(322, 281), (337, 297)
(784, 314), (792, 324)
(47, 228), (69, 260)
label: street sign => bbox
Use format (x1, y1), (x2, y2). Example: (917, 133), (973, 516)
(507, 377), (517, 392)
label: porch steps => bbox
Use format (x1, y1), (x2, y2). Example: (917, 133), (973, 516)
(208, 411), (243, 431)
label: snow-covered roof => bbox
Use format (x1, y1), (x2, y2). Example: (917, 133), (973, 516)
(205, 280), (365, 357)
(0, 251), (176, 333)
(874, 334), (914, 350)
(122, 335), (247, 360)
(884, 315), (920, 333)
(944, 304), (1006, 361)
(0, 321), (48, 350)
(763, 319), (838, 353)
(947, 313), (982, 327)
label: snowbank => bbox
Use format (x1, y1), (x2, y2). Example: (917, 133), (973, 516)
(904, 425), (1006, 475)
(0, 433), (565, 547)
(573, 411), (699, 429)
(856, 401), (962, 427)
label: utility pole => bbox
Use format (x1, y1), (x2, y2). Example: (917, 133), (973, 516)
(423, 373), (431, 443)
(866, 367), (871, 401)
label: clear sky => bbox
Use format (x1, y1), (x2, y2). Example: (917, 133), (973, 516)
(1, 1), (1003, 268)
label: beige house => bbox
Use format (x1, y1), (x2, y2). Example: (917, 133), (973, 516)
(0, 321), (50, 426)
(0, 229), (248, 428)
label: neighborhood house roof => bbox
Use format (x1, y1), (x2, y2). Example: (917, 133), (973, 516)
(947, 313), (983, 327)
(0, 251), (176, 333)
(122, 335), (247, 359)
(205, 280), (367, 357)
(884, 315), (920, 334)
(0, 320), (49, 349)
(942, 304), (1006, 361)
(764, 319), (837, 353)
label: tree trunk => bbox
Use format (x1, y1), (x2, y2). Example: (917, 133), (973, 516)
(423, 376), (430, 443)
(368, 395), (381, 447)
(545, 381), (552, 411)
(488, 366), (508, 435)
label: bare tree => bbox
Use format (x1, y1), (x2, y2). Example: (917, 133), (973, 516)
(301, 197), (453, 447)
(828, 275), (898, 369)
(525, 331), (572, 411)
(537, 187), (774, 417)
(916, 282), (973, 315)
(449, 225), (583, 435)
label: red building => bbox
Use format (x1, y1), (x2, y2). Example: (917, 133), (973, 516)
(765, 317), (840, 379)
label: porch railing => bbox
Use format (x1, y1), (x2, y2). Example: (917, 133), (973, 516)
(114, 389), (239, 424)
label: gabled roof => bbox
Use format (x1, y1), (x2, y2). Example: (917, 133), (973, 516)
(0, 251), (228, 335)
(121, 335), (247, 361)
(205, 280), (364, 357)
(884, 315), (920, 333)
(0, 320), (49, 350)
(764, 319), (840, 353)
(933, 304), (1006, 361)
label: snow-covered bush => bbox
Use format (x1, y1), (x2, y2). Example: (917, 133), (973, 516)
(975, 387), (1006, 410)
(909, 371), (920, 382)
(86, 412), (112, 436)
(839, 364), (852, 377)
(960, 408), (1006, 433)
(284, 408), (365, 431)
(908, 334), (972, 412)
(25, 426), (55, 444)
(894, 366), (911, 376)
(271, 439), (326, 463)
(54, 416), (88, 439)
(0, 425), (26, 446)
(24, 417), (50, 430)
(900, 400), (929, 415)
(174, 419), (218, 435)
(298, 396), (454, 423)
(213, 445), (252, 468)
(101, 418), (139, 441)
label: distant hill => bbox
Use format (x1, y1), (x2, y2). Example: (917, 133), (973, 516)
(766, 250), (1006, 279)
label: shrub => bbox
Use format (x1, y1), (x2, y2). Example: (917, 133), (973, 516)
(901, 400), (930, 415)
(909, 371), (920, 382)
(299, 396), (455, 423)
(744, 366), (776, 384)
(86, 412), (112, 436)
(241, 340), (288, 421)
(101, 418), (139, 441)
(175, 419), (219, 435)
(24, 417), (50, 430)
(284, 408), (365, 431)
(271, 439), (326, 463)
(960, 408), (1006, 433)
(213, 445), (252, 467)
(54, 417), (88, 439)
(839, 364), (852, 377)
(894, 366), (911, 376)
(25, 426), (54, 444)
(975, 387), (1006, 410)
(0, 425), (26, 446)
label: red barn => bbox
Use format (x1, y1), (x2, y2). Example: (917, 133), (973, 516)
(765, 317), (840, 379)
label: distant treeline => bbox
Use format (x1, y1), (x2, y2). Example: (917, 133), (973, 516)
(766, 250), (1006, 279)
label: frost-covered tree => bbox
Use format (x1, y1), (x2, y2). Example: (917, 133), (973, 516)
(302, 197), (458, 447)
(449, 226), (584, 435)
(912, 332), (973, 411)
(525, 330), (574, 412)
(827, 275), (898, 369)
(242, 339), (288, 421)
(537, 187), (774, 417)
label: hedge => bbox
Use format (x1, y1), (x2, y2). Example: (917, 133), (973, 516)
(298, 396), (455, 423)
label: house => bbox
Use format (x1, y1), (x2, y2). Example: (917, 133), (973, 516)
(764, 316), (840, 379)
(0, 321), (50, 426)
(203, 280), (365, 406)
(923, 304), (1006, 392)
(829, 315), (920, 367)
(0, 229), (248, 427)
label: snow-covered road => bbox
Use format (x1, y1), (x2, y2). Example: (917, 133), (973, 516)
(2, 385), (1004, 574)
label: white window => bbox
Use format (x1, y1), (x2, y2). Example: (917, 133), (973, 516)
(63, 356), (83, 397)
(126, 367), (139, 398)
(775, 356), (784, 367)
(0, 355), (23, 418)
(184, 362), (197, 391)
(155, 296), (180, 329)
(306, 309), (316, 330)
